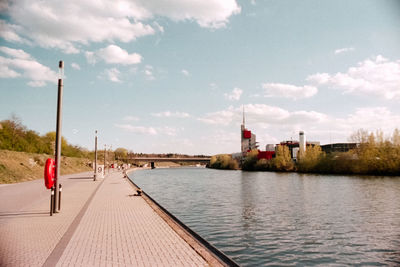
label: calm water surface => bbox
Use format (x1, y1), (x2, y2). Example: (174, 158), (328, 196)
(129, 168), (400, 266)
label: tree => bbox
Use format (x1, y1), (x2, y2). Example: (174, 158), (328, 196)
(349, 128), (369, 144)
(241, 149), (259, 171)
(114, 147), (128, 159)
(271, 145), (294, 171)
(209, 154), (238, 170)
(297, 145), (324, 172)
(392, 128), (400, 146)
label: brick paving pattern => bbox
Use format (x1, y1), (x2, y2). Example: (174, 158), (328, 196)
(57, 171), (208, 267)
(0, 170), (209, 266)
(0, 172), (100, 267)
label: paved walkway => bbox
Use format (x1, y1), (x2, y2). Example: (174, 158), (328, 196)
(0, 172), (99, 267)
(0, 170), (209, 266)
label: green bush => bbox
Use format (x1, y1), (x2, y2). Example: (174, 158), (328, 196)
(209, 154), (239, 170)
(241, 150), (258, 171)
(0, 117), (88, 158)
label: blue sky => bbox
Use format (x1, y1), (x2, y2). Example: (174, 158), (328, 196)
(1, 0), (400, 154)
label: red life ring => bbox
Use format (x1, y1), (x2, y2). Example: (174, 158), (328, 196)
(44, 158), (55, 189)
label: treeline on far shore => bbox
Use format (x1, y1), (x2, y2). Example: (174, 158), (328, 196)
(209, 129), (400, 176)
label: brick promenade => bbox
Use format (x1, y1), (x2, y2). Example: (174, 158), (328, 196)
(0, 170), (209, 266)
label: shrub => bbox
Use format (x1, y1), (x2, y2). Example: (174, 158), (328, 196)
(209, 154), (239, 170)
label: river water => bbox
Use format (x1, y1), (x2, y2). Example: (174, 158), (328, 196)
(128, 168), (400, 266)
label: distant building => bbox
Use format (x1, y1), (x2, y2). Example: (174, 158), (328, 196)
(279, 132), (320, 160)
(239, 108), (276, 161)
(320, 143), (358, 154)
(241, 108), (258, 153)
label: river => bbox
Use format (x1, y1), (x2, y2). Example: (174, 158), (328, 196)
(128, 168), (400, 266)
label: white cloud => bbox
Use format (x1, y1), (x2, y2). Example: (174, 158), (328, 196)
(115, 124), (157, 135)
(307, 55), (400, 99)
(334, 47), (355, 55)
(198, 106), (236, 125)
(198, 104), (327, 128)
(123, 115), (140, 121)
(0, 46), (57, 86)
(198, 104), (400, 146)
(224, 87), (243, 101)
(71, 62), (81, 70)
(0, 65), (20, 78)
(144, 65), (155, 80)
(0, 20), (30, 44)
(0, 46), (31, 59)
(85, 45), (142, 65)
(138, 0), (241, 28)
(158, 126), (179, 136)
(4, 1), (155, 53)
(153, 21), (164, 33)
(201, 130), (239, 146)
(244, 104), (327, 127)
(151, 111), (190, 118)
(3, 0), (240, 52)
(181, 69), (189, 76)
(210, 83), (218, 90)
(101, 68), (122, 83)
(262, 83), (318, 99)
(98, 45), (142, 65)
(27, 80), (46, 87)
(335, 107), (400, 134)
(115, 124), (181, 136)
(85, 52), (96, 65)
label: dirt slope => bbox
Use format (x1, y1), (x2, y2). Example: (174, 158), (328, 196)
(0, 150), (93, 184)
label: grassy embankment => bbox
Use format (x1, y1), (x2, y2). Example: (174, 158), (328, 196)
(0, 117), (207, 183)
(0, 150), (92, 184)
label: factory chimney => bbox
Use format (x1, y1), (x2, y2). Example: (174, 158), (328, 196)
(241, 106), (245, 153)
(299, 131), (306, 158)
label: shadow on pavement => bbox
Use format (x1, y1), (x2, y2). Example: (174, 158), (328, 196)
(0, 210), (49, 218)
(68, 176), (93, 180)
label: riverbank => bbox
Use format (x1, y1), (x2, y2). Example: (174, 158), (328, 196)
(0, 150), (92, 183)
(130, 167), (400, 266)
(0, 169), (233, 266)
(209, 144), (400, 176)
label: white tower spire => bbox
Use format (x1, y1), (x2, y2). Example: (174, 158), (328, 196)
(242, 105), (245, 127)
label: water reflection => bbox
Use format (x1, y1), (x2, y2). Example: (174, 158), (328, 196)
(130, 169), (400, 266)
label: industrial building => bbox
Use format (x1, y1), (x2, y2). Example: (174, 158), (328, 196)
(240, 109), (274, 160)
(320, 143), (358, 153)
(235, 109), (358, 162)
(240, 111), (258, 153)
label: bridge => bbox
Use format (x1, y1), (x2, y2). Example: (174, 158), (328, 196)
(128, 157), (211, 163)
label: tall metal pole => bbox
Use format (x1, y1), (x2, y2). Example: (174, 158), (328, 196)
(104, 144), (106, 176)
(109, 145), (112, 173)
(54, 60), (64, 213)
(94, 130), (97, 181)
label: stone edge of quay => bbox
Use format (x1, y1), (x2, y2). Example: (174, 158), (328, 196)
(125, 168), (240, 267)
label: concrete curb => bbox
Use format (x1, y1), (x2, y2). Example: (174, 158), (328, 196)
(126, 170), (239, 267)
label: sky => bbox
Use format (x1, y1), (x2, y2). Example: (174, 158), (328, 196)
(1, 0), (400, 155)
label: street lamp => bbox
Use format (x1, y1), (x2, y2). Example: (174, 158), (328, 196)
(104, 144), (106, 176)
(53, 60), (64, 213)
(94, 130), (97, 181)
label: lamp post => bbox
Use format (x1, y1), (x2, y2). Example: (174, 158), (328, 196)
(103, 144), (106, 176)
(94, 130), (97, 181)
(109, 145), (112, 173)
(53, 60), (64, 213)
